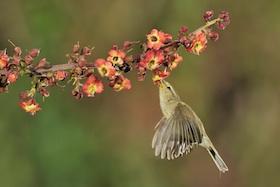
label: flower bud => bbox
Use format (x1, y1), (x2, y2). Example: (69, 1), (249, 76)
(82, 47), (92, 56)
(208, 31), (219, 41)
(72, 42), (80, 54)
(72, 89), (83, 100)
(29, 48), (40, 58)
(7, 72), (18, 84)
(203, 10), (214, 22)
(24, 55), (33, 65)
(39, 87), (50, 97)
(54, 70), (68, 81)
(14, 47), (22, 56)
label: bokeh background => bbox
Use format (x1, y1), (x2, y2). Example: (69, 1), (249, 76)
(0, 0), (279, 187)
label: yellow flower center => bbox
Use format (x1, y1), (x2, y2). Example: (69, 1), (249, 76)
(150, 35), (159, 42)
(113, 56), (119, 62)
(193, 42), (204, 55)
(111, 56), (123, 65)
(148, 59), (157, 70)
(100, 67), (108, 76)
(87, 84), (96, 95)
(24, 104), (38, 113)
(113, 83), (123, 92)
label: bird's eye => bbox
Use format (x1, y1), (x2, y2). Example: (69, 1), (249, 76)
(167, 86), (171, 90)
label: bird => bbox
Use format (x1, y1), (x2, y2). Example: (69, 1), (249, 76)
(152, 80), (228, 173)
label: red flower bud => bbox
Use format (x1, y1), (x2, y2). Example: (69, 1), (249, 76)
(72, 89), (83, 100)
(208, 32), (219, 42)
(29, 48), (40, 58)
(179, 26), (188, 34)
(7, 72), (18, 84)
(217, 22), (226, 30)
(36, 58), (48, 69)
(168, 53), (183, 70)
(54, 70), (68, 81)
(39, 88), (50, 97)
(77, 56), (87, 67)
(219, 11), (230, 23)
(217, 11), (230, 30)
(109, 75), (131, 92)
(0, 51), (9, 69)
(82, 47), (92, 56)
(19, 91), (29, 99)
(123, 41), (138, 50)
(203, 10), (214, 22)
(14, 47), (22, 56)
(136, 64), (146, 81)
(24, 55), (33, 65)
(12, 56), (21, 65)
(72, 42), (80, 54)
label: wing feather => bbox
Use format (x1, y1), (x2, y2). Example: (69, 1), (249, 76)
(152, 102), (203, 159)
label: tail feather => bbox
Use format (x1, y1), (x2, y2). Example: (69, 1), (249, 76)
(203, 137), (229, 173)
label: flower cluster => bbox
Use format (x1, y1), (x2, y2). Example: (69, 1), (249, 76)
(0, 10), (230, 115)
(68, 43), (133, 100)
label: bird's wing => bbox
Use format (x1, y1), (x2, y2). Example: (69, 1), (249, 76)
(175, 102), (203, 144)
(152, 102), (203, 160)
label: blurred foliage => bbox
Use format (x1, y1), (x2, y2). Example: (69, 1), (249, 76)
(0, 0), (279, 187)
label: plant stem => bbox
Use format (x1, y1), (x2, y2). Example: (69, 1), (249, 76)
(0, 19), (221, 76)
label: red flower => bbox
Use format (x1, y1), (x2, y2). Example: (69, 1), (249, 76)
(19, 99), (41, 115)
(94, 58), (116, 79)
(168, 53), (183, 70)
(7, 72), (18, 84)
(152, 69), (170, 84)
(82, 75), (104, 97)
(0, 51), (9, 69)
(147, 29), (172, 50)
(110, 75), (131, 92)
(54, 70), (68, 81)
(140, 50), (164, 70)
(187, 31), (208, 55)
(107, 49), (126, 66)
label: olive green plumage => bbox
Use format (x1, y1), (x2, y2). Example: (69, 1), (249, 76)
(152, 80), (228, 173)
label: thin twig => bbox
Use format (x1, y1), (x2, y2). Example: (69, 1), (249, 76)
(0, 18), (221, 76)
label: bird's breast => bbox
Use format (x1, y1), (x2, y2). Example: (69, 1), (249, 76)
(160, 100), (178, 118)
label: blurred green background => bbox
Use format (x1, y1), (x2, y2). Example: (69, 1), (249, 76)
(0, 0), (279, 187)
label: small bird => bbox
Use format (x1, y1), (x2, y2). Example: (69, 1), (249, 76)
(152, 80), (228, 173)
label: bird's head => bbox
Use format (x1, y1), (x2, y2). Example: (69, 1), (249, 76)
(159, 80), (180, 103)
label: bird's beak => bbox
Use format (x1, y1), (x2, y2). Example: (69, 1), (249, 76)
(158, 80), (165, 89)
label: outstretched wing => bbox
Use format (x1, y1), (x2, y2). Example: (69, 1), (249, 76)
(152, 102), (203, 160)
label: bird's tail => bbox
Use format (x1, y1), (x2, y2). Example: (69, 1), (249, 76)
(203, 136), (229, 173)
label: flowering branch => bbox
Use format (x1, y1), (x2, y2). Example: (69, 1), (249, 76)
(0, 10), (230, 115)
